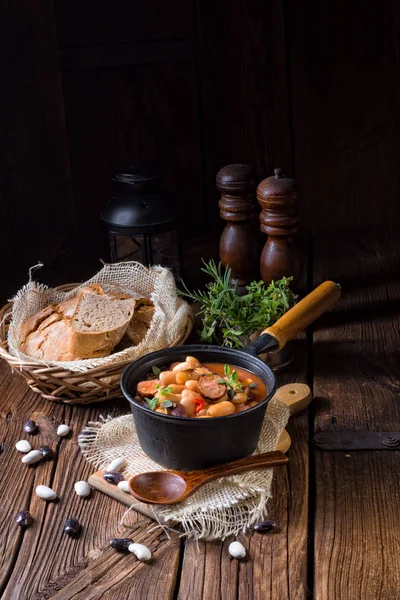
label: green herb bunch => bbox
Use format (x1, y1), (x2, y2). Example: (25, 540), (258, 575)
(177, 260), (296, 349)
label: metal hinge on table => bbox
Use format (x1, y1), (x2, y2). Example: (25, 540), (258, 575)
(312, 431), (400, 451)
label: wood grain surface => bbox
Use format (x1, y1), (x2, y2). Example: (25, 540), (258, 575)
(312, 234), (400, 599)
(0, 361), (181, 600)
(314, 452), (400, 600)
(312, 235), (400, 432)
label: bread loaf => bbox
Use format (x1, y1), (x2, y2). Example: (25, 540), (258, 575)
(19, 284), (135, 362)
(126, 298), (155, 345)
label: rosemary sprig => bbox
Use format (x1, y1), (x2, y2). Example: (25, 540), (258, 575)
(177, 260), (296, 349)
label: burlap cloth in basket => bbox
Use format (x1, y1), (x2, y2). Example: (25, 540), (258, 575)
(7, 262), (190, 371)
(78, 397), (289, 540)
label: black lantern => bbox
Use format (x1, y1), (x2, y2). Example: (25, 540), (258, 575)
(101, 160), (181, 281)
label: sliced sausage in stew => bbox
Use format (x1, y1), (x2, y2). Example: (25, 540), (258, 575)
(198, 375), (226, 400)
(136, 379), (160, 398)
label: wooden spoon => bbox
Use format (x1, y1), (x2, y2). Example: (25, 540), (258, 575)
(128, 450), (288, 505)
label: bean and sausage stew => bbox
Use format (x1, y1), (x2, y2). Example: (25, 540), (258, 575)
(134, 356), (267, 418)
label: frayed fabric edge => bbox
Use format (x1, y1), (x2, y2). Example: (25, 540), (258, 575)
(157, 491), (272, 541)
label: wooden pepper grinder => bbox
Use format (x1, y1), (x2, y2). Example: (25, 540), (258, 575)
(257, 168), (302, 286)
(217, 164), (261, 294)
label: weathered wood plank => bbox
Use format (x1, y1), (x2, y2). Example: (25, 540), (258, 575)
(313, 234), (400, 598)
(313, 235), (400, 432)
(0, 363), (66, 594)
(314, 452), (400, 600)
(0, 366), (181, 599)
(178, 338), (309, 600)
(35, 527), (181, 600)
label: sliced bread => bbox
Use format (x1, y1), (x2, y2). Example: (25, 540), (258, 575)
(125, 298), (155, 346)
(19, 284), (135, 362)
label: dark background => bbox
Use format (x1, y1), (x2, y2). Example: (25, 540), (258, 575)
(1, 1), (399, 298)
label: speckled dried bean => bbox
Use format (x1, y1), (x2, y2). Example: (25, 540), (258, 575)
(39, 445), (54, 460)
(64, 518), (81, 538)
(103, 471), (124, 485)
(16, 510), (33, 528)
(24, 420), (38, 434)
(109, 537), (132, 551)
(252, 520), (277, 533)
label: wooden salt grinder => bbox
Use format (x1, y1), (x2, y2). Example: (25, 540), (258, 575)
(217, 164), (261, 294)
(257, 168), (302, 286)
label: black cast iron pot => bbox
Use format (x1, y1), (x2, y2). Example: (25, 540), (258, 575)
(121, 281), (341, 470)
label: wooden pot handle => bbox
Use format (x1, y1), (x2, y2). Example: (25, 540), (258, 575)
(262, 280), (341, 351)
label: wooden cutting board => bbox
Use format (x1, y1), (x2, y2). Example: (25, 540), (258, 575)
(88, 383), (311, 521)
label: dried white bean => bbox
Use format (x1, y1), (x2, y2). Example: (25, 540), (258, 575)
(107, 457), (126, 472)
(117, 480), (130, 493)
(181, 388), (198, 401)
(159, 370), (177, 386)
(172, 361), (191, 373)
(74, 481), (91, 497)
(57, 424), (70, 437)
(36, 485), (57, 500)
(185, 356), (201, 369)
(228, 541), (246, 559)
(207, 401), (235, 417)
(16, 440), (32, 453)
(185, 380), (199, 391)
(167, 384), (185, 394)
(21, 450), (42, 464)
(128, 543), (152, 561)
(179, 396), (196, 417)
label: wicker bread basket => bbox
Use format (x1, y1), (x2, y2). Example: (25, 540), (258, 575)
(0, 283), (194, 405)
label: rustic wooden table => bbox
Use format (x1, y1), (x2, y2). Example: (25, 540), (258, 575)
(0, 234), (399, 599)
